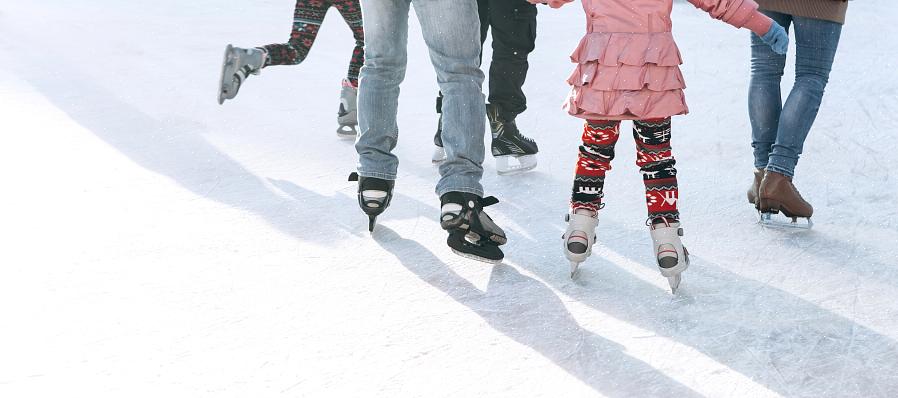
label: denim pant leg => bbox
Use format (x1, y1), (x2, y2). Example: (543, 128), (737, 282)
(413, 0), (487, 197)
(355, 0), (410, 180)
(748, 11), (791, 170)
(767, 16), (842, 177)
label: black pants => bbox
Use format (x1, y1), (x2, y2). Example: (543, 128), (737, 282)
(479, 0), (536, 120)
(438, 0), (537, 121)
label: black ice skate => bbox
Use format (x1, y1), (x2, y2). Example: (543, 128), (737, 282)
(439, 192), (507, 263)
(488, 103), (538, 175)
(218, 45), (266, 104)
(432, 96), (447, 163)
(337, 80), (358, 139)
(348, 172), (394, 232)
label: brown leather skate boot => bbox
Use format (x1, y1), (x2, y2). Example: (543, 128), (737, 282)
(746, 168), (764, 208)
(758, 171), (813, 218)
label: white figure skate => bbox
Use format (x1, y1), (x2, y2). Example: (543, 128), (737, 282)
(563, 208), (599, 278)
(649, 218), (690, 293)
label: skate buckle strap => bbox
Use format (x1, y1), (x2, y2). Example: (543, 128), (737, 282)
(480, 196), (499, 207)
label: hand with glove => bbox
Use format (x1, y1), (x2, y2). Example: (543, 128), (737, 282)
(760, 22), (789, 55)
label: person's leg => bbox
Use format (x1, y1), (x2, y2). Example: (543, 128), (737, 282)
(485, 0), (536, 121)
(432, 0), (487, 143)
(262, 0), (330, 67)
(748, 10), (791, 169)
(412, 0), (487, 197)
(478, 0), (490, 50)
(767, 16), (842, 177)
(635, 117), (688, 292)
(633, 118), (679, 222)
(333, 0), (365, 85)
(565, 119), (618, 273)
(571, 120), (621, 212)
(354, 0), (410, 179)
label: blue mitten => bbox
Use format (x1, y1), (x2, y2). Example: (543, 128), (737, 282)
(760, 22), (789, 55)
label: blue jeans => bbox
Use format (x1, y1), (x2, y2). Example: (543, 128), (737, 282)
(748, 11), (842, 177)
(356, 0), (487, 197)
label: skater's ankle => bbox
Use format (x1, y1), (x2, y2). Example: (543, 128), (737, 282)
(572, 207), (597, 218)
(252, 47), (269, 68)
(342, 78), (358, 88)
(650, 216), (679, 226)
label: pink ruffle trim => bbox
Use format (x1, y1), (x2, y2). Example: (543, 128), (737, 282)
(565, 31), (689, 120)
(567, 63), (685, 92)
(569, 32), (683, 67)
(564, 87), (689, 121)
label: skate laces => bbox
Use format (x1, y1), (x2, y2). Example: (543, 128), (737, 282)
(647, 216), (674, 228)
(572, 203), (604, 215)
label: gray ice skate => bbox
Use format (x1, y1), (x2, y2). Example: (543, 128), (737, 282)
(218, 45), (265, 105)
(337, 81), (358, 139)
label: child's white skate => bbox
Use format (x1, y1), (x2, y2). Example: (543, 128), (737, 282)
(649, 218), (690, 293)
(562, 208), (599, 278)
(337, 80), (358, 139)
(218, 45), (265, 104)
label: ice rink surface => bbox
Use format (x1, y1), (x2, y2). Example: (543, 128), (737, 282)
(1, 1), (897, 396)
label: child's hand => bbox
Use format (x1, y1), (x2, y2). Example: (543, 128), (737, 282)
(527, 0), (573, 8)
(760, 22), (789, 55)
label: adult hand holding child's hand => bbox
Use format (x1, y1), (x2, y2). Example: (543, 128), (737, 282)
(761, 22), (789, 55)
(527, 0), (573, 9)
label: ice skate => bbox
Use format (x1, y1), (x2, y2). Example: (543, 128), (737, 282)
(337, 80), (358, 139)
(562, 208), (599, 279)
(746, 168), (764, 209)
(757, 171), (813, 229)
(218, 45), (266, 104)
(439, 192), (507, 263)
(649, 218), (690, 294)
(432, 96), (447, 164)
(488, 103), (538, 175)
(348, 172), (394, 232)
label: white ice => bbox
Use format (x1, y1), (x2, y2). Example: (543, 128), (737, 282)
(1, 1), (897, 397)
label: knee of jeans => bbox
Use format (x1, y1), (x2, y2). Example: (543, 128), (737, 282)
(750, 58), (786, 79)
(436, 64), (484, 86)
(362, 59), (406, 80)
(794, 71), (830, 93)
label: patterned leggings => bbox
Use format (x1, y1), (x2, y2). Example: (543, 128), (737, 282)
(261, 0), (364, 84)
(571, 118), (680, 221)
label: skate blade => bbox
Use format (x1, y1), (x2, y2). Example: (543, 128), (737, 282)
(432, 146), (447, 164)
(218, 44), (235, 105)
(496, 155), (537, 176)
(570, 261), (581, 279)
(337, 124), (358, 139)
(667, 274), (682, 294)
(450, 248), (502, 265)
(758, 212), (813, 230)
(368, 215), (377, 233)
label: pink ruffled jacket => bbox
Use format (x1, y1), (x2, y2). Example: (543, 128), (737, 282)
(564, 0), (773, 120)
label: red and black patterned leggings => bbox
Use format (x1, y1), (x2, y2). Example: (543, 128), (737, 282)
(261, 0), (364, 84)
(571, 118), (680, 222)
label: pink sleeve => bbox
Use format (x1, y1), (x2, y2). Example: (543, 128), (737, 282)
(686, 0), (773, 36)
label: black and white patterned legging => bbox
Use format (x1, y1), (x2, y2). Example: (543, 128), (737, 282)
(261, 0), (364, 84)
